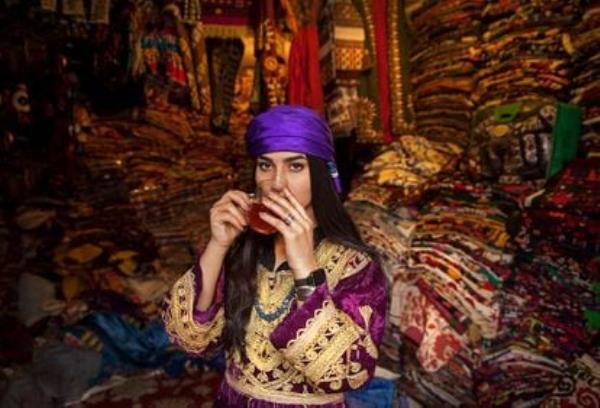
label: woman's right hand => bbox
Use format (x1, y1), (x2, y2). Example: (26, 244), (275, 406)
(208, 190), (251, 249)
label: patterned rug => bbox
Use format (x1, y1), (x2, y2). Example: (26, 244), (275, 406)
(75, 370), (223, 408)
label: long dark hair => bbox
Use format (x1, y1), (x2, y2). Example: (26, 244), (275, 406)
(222, 155), (376, 353)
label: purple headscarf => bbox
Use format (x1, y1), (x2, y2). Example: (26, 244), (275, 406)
(245, 105), (342, 193)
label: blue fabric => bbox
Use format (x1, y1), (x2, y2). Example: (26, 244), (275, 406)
(344, 377), (396, 408)
(66, 312), (224, 383)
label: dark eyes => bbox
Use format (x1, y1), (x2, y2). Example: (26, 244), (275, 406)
(289, 162), (305, 172)
(257, 161), (271, 171)
(256, 161), (305, 172)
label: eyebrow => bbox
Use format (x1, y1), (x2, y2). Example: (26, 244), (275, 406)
(257, 155), (307, 163)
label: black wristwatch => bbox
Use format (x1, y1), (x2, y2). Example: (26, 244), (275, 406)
(294, 268), (326, 287)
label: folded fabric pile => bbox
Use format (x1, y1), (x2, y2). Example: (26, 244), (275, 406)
(359, 135), (462, 203)
(474, 0), (577, 106)
(570, 2), (600, 156)
(349, 176), (518, 405)
(388, 181), (516, 406)
(522, 157), (600, 266)
(406, 0), (483, 147)
(346, 199), (420, 371)
(52, 202), (165, 315)
(470, 98), (582, 183)
(467, 1), (581, 184)
(540, 354), (600, 407)
(410, 182), (515, 340)
(11, 197), (166, 321)
(6, 111), (235, 326)
(475, 246), (597, 406)
(78, 117), (233, 277)
(398, 339), (478, 407)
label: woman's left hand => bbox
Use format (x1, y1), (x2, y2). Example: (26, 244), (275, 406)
(259, 188), (318, 279)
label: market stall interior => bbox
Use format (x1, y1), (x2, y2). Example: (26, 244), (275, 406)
(0, 0), (598, 407)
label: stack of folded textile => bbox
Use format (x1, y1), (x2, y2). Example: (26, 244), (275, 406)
(406, 0), (484, 147)
(475, 245), (597, 406)
(540, 354), (600, 407)
(570, 2), (600, 156)
(79, 117), (233, 276)
(346, 199), (420, 371)
(350, 177), (517, 405)
(359, 135), (462, 204)
(50, 202), (164, 314)
(409, 182), (515, 341)
(474, 0), (577, 106)
(469, 98), (582, 183)
(399, 340), (478, 407)
(522, 157), (600, 264)
(468, 1), (581, 183)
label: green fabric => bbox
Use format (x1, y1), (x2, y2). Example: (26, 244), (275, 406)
(584, 309), (600, 330)
(593, 282), (600, 300)
(493, 102), (522, 123)
(547, 103), (582, 178)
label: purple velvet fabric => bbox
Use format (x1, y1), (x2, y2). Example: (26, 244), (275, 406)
(269, 261), (387, 393)
(191, 254), (224, 325)
(245, 105), (343, 193)
(270, 261), (386, 350)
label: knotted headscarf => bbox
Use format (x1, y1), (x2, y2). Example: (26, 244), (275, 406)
(245, 105), (342, 193)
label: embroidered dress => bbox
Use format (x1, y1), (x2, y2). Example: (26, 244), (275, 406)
(162, 239), (386, 407)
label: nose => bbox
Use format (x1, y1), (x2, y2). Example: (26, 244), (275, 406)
(271, 167), (287, 193)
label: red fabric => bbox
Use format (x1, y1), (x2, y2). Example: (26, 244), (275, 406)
(372, 0), (393, 143)
(286, 24), (324, 113)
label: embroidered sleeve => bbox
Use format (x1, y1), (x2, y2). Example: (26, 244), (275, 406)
(269, 253), (387, 393)
(162, 259), (225, 356)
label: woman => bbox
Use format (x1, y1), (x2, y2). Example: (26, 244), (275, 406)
(163, 105), (387, 407)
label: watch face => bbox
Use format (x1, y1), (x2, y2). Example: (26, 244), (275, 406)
(313, 268), (327, 285)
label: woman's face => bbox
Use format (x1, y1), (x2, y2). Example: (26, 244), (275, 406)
(254, 151), (314, 220)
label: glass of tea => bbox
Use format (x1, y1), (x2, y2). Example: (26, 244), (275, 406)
(247, 189), (278, 235)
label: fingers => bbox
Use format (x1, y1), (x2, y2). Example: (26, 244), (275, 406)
(258, 209), (291, 235)
(212, 206), (247, 231)
(281, 188), (312, 224)
(213, 190), (250, 210)
(227, 190), (251, 211)
(210, 190), (250, 231)
(263, 190), (310, 228)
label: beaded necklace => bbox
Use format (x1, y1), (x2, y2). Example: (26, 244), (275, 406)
(253, 286), (295, 322)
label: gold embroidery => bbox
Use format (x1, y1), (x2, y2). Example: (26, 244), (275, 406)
(359, 305), (379, 359)
(238, 241), (374, 396)
(281, 298), (376, 389)
(304, 311), (360, 382)
(225, 371), (344, 405)
(283, 299), (337, 359)
(162, 269), (224, 354)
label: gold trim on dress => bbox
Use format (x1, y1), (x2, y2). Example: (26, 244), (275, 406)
(162, 268), (224, 354)
(225, 371), (344, 405)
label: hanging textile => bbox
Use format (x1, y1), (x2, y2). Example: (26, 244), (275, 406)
(372, 0), (392, 142)
(284, 0), (324, 113)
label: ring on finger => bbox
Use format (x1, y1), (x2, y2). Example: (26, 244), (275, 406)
(283, 213), (295, 226)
